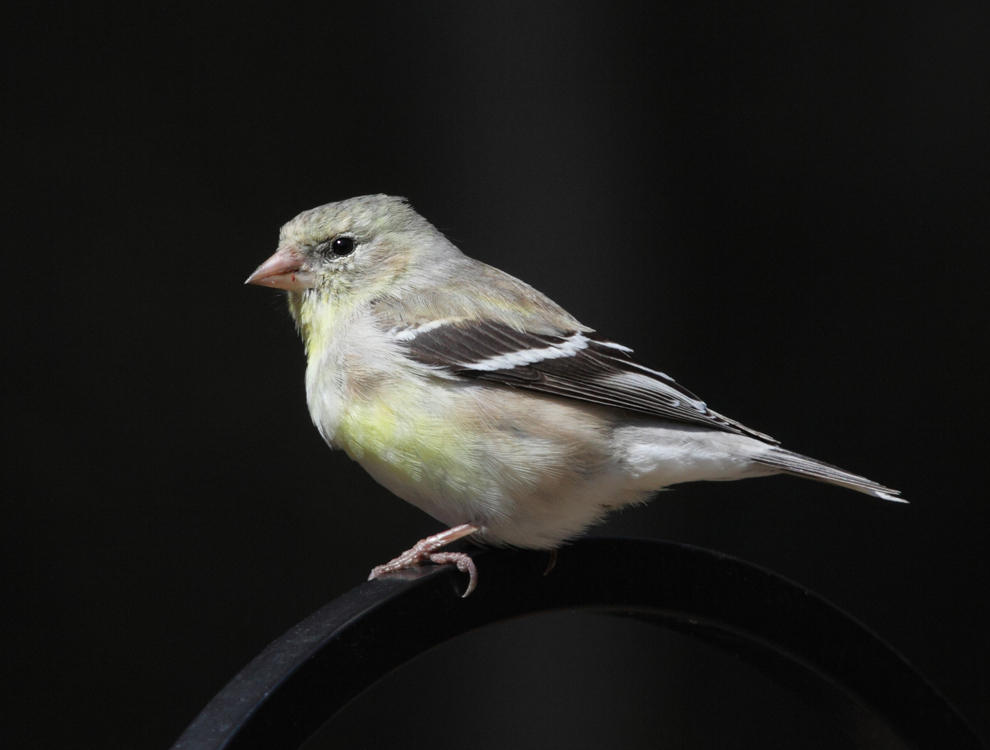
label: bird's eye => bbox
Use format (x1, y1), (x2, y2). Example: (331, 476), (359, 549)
(326, 236), (355, 257)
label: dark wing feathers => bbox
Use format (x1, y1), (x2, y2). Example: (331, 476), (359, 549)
(400, 320), (778, 444)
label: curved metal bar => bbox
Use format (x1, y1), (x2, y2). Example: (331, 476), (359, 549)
(171, 538), (980, 750)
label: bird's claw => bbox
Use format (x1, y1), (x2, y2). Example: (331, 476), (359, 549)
(428, 551), (478, 597)
(367, 550), (477, 597)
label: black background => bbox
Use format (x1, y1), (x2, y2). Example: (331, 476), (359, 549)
(6, 2), (989, 748)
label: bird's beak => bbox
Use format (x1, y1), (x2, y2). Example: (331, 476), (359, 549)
(244, 246), (316, 291)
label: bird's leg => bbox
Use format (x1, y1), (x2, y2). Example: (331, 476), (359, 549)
(368, 523), (480, 596)
(543, 548), (559, 576)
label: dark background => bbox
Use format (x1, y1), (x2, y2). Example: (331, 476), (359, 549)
(6, 2), (989, 748)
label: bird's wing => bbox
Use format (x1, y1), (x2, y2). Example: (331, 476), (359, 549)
(392, 318), (778, 444)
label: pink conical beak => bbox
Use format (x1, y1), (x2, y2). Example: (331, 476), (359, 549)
(244, 246), (316, 291)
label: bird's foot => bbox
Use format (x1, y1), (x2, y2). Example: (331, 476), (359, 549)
(368, 523), (479, 597)
(423, 552), (478, 597)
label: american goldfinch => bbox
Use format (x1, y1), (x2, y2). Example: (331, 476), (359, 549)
(246, 195), (902, 595)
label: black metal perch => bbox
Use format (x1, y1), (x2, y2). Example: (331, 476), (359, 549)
(171, 537), (980, 749)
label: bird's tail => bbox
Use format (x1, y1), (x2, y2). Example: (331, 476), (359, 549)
(754, 447), (905, 503)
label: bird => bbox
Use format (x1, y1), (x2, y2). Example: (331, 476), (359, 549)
(246, 194), (902, 596)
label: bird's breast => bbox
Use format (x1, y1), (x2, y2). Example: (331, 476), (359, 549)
(303, 309), (419, 449)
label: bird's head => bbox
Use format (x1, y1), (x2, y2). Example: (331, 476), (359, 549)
(246, 194), (455, 302)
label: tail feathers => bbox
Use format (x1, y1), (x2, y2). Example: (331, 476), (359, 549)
(755, 447), (905, 503)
